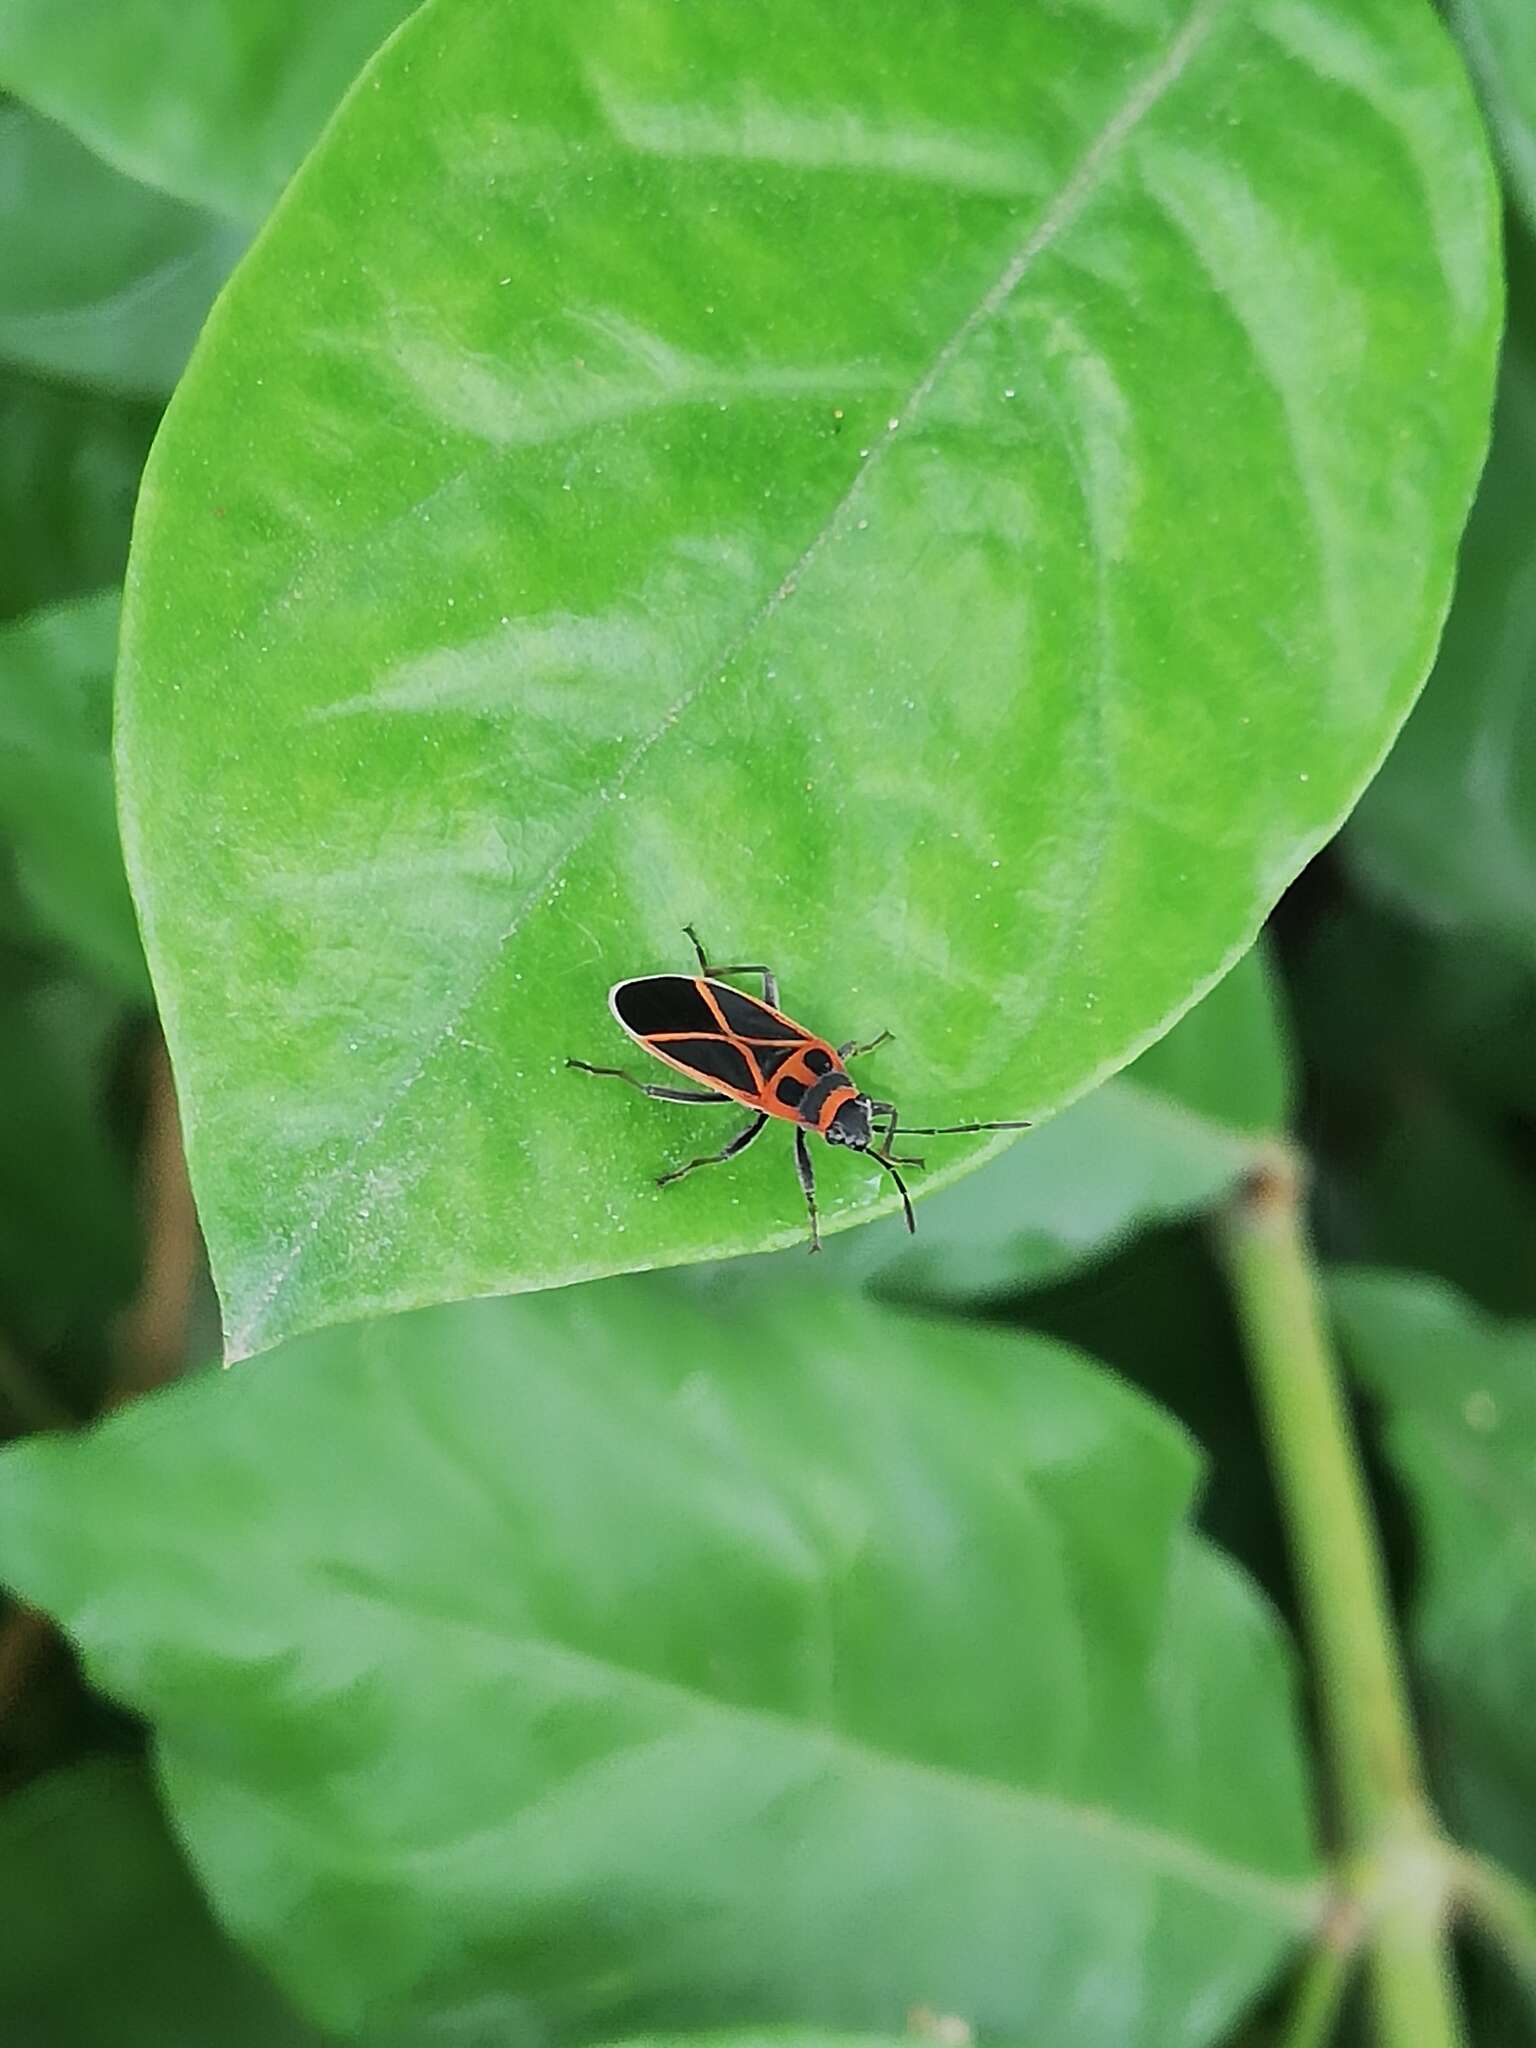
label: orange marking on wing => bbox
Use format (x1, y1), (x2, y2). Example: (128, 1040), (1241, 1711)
(618, 976), (839, 1122)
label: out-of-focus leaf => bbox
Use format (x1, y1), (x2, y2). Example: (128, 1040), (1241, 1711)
(1330, 1270), (1536, 1887)
(1012, 1223), (1291, 1623)
(1320, 1094), (1536, 1323)
(0, 102), (243, 398)
(0, 1280), (1320, 2044)
(1348, 250), (1536, 959)
(0, 368), (156, 624)
(0, 1759), (334, 2047)
(0, 967), (138, 1364)
(0, 1), (414, 221)
(596, 2038), (915, 2048)
(1287, 904), (1536, 1318)
(114, 0), (1497, 1358)
(1294, 903), (1536, 1128)
(1449, 0), (1536, 232)
(0, 589), (145, 995)
(803, 944), (1289, 1304)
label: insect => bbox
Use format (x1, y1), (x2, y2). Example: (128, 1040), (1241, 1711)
(567, 925), (1030, 1251)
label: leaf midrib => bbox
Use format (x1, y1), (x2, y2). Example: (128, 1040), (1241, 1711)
(305, 1563), (1319, 1920)
(226, 0), (1230, 1354)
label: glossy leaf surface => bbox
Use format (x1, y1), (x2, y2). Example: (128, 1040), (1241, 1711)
(0, 1280), (1320, 2042)
(114, 0), (1498, 1355)
(0, 103), (242, 398)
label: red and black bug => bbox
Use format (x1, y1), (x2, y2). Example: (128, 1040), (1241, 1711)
(567, 925), (1029, 1251)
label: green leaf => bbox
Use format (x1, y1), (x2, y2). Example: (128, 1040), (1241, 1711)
(1324, 1092), (1536, 1323)
(115, 0), (1499, 1358)
(597, 2039), (913, 2048)
(0, 102), (243, 398)
(1449, 0), (1536, 232)
(1347, 244), (1536, 961)
(1291, 902), (1536, 1128)
(0, 966), (139, 1360)
(1329, 1270), (1536, 1887)
(0, 589), (146, 994)
(0, 1280), (1321, 2043)
(0, 367), (157, 625)
(799, 943), (1289, 1304)
(1287, 904), (1536, 1317)
(0, 1), (415, 222)
(0, 1759), (336, 2046)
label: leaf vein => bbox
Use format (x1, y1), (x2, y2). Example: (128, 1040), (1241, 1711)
(228, 0), (1229, 1356)
(322, 1566), (1320, 1920)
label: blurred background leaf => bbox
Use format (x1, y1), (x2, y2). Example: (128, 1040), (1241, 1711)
(0, 589), (146, 996)
(0, 99), (243, 399)
(0, 1758), (339, 2046)
(1348, 230), (1536, 963)
(0, 1279), (1319, 2045)
(0, 368), (155, 623)
(1330, 1271), (1536, 1896)
(1289, 901), (1536, 1320)
(0, 0), (416, 222)
(1450, 0), (1536, 232)
(1, 1768), (933, 2048)
(0, 964), (138, 1382)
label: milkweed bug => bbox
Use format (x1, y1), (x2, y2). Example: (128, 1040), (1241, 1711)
(567, 925), (1030, 1251)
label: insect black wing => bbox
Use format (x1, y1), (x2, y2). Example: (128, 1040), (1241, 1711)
(610, 974), (819, 1103)
(706, 981), (811, 1043)
(611, 975), (722, 1038)
(648, 1037), (760, 1093)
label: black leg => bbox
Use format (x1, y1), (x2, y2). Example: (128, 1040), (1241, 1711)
(869, 1100), (922, 1167)
(794, 1126), (821, 1253)
(894, 1118), (1032, 1136)
(566, 1059), (726, 1106)
(657, 1112), (769, 1186)
(683, 924), (779, 1008)
(838, 1029), (893, 1060)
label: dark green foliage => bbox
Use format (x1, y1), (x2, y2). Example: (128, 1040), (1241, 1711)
(1, 5), (1535, 2045)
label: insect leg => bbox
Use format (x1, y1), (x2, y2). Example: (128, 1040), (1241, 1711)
(895, 1119), (1033, 1135)
(867, 1100), (922, 1168)
(657, 1111), (769, 1186)
(682, 924), (779, 1008)
(794, 1126), (821, 1252)
(869, 1101), (898, 1149)
(566, 1059), (726, 1105)
(838, 1029), (893, 1060)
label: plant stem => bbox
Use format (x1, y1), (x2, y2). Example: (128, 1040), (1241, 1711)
(1277, 1920), (1357, 2048)
(1217, 1147), (1463, 2048)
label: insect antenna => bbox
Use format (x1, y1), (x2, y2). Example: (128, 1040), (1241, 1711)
(870, 1151), (916, 1234)
(893, 1119), (1032, 1136)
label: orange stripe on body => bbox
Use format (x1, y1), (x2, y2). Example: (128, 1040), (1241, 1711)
(624, 978), (844, 1123)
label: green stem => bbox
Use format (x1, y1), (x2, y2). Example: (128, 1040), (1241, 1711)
(1277, 1923), (1357, 2048)
(1217, 1149), (1463, 2048)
